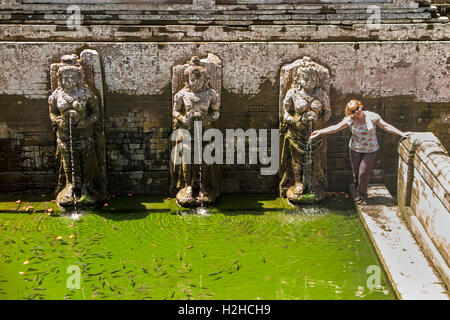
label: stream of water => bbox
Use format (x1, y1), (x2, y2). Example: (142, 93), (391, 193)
(303, 119), (314, 193)
(68, 111), (81, 220)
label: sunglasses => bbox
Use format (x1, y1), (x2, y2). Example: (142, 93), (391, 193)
(350, 106), (361, 115)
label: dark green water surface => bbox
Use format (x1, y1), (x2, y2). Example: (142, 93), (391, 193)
(0, 195), (395, 300)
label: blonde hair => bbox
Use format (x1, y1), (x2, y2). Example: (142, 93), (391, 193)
(345, 99), (364, 117)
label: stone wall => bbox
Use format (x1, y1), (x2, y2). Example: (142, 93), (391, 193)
(0, 0), (449, 196)
(397, 132), (450, 291)
(0, 0), (446, 25)
(0, 40), (448, 195)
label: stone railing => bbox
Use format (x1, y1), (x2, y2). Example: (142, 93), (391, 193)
(397, 132), (450, 292)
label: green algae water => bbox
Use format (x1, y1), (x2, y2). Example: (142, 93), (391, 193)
(0, 195), (395, 300)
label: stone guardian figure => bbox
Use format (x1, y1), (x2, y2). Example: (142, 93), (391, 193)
(279, 56), (331, 204)
(170, 54), (222, 207)
(49, 50), (107, 208)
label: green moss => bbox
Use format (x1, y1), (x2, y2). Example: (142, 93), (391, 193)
(0, 194), (333, 214)
(0, 195), (62, 215)
(0, 193), (357, 217)
(300, 193), (320, 203)
(99, 194), (287, 214)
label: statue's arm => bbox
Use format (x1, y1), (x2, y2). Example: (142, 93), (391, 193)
(207, 90), (220, 124)
(283, 90), (295, 123)
(48, 92), (61, 130)
(173, 92), (188, 125)
(318, 89), (331, 121)
(88, 92), (100, 127)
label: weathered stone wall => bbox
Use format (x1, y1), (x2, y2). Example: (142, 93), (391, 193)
(0, 0), (445, 25)
(397, 133), (450, 291)
(0, 40), (448, 195)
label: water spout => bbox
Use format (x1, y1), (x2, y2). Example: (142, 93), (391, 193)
(68, 110), (79, 214)
(68, 111), (75, 190)
(195, 119), (205, 208)
(304, 119), (314, 193)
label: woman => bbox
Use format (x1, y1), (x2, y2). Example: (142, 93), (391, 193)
(310, 100), (411, 205)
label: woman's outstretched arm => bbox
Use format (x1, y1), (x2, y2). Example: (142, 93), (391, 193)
(376, 119), (412, 137)
(310, 118), (348, 140)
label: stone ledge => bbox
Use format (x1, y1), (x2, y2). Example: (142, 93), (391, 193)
(0, 23), (448, 41)
(0, 3), (445, 25)
(0, 1), (438, 12)
(401, 205), (450, 293)
(0, 13), (438, 24)
(350, 183), (448, 299)
(398, 132), (450, 211)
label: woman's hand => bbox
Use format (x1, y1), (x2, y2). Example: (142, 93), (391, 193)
(310, 130), (321, 140)
(401, 131), (413, 138)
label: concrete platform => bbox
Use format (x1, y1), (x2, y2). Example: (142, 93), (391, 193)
(350, 184), (449, 300)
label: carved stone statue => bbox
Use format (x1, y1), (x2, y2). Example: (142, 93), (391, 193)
(49, 50), (107, 208)
(170, 54), (222, 207)
(279, 56), (331, 204)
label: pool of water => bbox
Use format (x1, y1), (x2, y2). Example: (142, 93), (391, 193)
(0, 195), (395, 300)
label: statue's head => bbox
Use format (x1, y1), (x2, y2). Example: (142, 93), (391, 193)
(58, 65), (83, 91)
(296, 68), (317, 91)
(294, 58), (320, 92)
(184, 56), (208, 93)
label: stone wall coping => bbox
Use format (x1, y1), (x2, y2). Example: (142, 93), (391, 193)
(0, 0), (436, 12)
(1, 0), (446, 25)
(400, 132), (441, 152)
(415, 145), (450, 196)
(0, 23), (448, 41)
(399, 132), (450, 211)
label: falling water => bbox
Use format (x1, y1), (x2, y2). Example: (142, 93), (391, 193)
(194, 120), (206, 210)
(304, 119), (314, 193)
(194, 206), (209, 216)
(68, 112), (75, 193)
(68, 111), (81, 219)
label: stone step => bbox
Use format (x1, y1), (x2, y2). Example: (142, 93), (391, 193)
(2, 2), (433, 11)
(350, 183), (448, 299)
(0, 12), (434, 25)
(0, 7), (435, 13)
